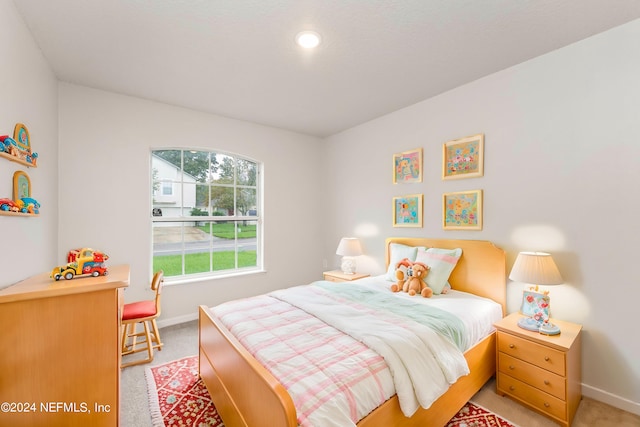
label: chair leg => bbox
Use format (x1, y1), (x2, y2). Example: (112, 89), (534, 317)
(142, 320), (154, 362)
(150, 318), (163, 351)
(121, 323), (132, 354)
(121, 323), (127, 353)
(128, 323), (137, 351)
(121, 320), (155, 368)
(121, 322), (138, 355)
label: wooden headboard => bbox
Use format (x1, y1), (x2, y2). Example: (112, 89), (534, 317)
(385, 237), (506, 315)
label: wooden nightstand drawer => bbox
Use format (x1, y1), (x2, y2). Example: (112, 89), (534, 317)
(498, 372), (567, 421)
(498, 352), (565, 400)
(498, 331), (565, 376)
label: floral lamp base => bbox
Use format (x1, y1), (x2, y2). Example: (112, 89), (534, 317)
(517, 317), (561, 335)
(340, 257), (356, 275)
(539, 322), (561, 335)
(517, 317), (541, 332)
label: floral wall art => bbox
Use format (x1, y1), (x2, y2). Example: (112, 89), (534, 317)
(392, 194), (423, 227)
(393, 148), (422, 183)
(443, 190), (482, 230)
(442, 134), (483, 180)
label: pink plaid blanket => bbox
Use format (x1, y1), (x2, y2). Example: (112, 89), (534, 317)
(213, 294), (395, 426)
(212, 283), (470, 426)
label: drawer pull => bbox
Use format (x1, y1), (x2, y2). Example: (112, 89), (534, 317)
(544, 402), (550, 408)
(544, 356), (550, 361)
(509, 365), (515, 370)
(509, 344), (515, 349)
(509, 386), (515, 391)
(544, 380), (550, 385)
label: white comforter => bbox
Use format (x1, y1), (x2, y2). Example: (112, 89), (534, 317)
(271, 282), (469, 418)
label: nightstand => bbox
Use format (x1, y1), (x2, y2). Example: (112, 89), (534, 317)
(494, 312), (582, 427)
(323, 270), (369, 283)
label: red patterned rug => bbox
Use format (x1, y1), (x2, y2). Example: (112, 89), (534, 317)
(146, 355), (518, 427)
(146, 355), (223, 426)
(446, 402), (519, 427)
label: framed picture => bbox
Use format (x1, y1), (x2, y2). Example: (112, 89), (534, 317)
(393, 148), (422, 183)
(443, 189), (483, 230)
(13, 171), (31, 200)
(13, 123), (31, 153)
(393, 194), (423, 227)
(520, 290), (551, 323)
(442, 133), (484, 180)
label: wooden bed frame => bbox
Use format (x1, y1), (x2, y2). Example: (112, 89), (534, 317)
(199, 238), (506, 427)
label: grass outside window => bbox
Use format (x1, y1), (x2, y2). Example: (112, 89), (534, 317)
(153, 250), (257, 277)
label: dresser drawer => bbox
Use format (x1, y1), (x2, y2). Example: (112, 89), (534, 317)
(498, 352), (566, 400)
(498, 331), (565, 376)
(323, 275), (343, 283)
(498, 372), (567, 421)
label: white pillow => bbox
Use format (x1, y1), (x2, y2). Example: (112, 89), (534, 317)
(385, 243), (422, 281)
(414, 247), (462, 294)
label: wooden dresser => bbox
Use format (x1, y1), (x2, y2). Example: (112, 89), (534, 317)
(494, 313), (582, 427)
(0, 264), (129, 427)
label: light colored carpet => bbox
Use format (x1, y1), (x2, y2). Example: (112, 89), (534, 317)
(120, 320), (640, 427)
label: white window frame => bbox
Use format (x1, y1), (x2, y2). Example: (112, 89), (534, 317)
(151, 148), (263, 282)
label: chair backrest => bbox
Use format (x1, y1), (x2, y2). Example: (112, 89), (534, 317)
(151, 270), (164, 317)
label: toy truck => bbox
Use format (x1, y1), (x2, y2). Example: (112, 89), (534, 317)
(51, 248), (109, 281)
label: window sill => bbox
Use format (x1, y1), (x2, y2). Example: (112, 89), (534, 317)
(163, 268), (267, 286)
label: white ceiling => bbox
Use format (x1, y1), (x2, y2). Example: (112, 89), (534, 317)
(13, 0), (640, 137)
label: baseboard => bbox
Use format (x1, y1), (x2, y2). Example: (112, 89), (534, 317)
(582, 383), (640, 416)
(157, 312), (198, 329)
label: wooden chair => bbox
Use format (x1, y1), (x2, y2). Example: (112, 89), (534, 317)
(121, 270), (164, 368)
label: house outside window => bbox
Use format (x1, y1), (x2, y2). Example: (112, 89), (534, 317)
(151, 149), (261, 280)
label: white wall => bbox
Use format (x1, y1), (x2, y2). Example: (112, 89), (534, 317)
(322, 20), (640, 413)
(0, 0), (58, 287)
(4, 0), (639, 413)
(58, 84), (324, 321)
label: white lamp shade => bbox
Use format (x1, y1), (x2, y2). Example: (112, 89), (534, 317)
(509, 252), (564, 285)
(336, 238), (363, 257)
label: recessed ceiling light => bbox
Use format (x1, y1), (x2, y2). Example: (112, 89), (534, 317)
(295, 31), (321, 49)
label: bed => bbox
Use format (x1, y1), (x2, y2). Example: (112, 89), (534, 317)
(199, 237), (506, 427)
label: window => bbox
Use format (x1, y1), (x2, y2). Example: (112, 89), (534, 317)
(151, 149), (261, 280)
(161, 182), (173, 196)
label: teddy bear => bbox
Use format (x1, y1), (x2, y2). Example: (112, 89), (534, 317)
(390, 258), (413, 293)
(405, 262), (432, 298)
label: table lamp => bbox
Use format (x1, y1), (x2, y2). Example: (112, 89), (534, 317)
(336, 237), (363, 274)
(509, 251), (564, 335)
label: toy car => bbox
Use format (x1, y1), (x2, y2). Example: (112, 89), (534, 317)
(0, 198), (20, 212)
(0, 137), (18, 156)
(51, 248), (109, 281)
(20, 197), (40, 214)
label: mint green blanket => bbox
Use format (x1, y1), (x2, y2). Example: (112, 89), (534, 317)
(316, 281), (468, 351)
